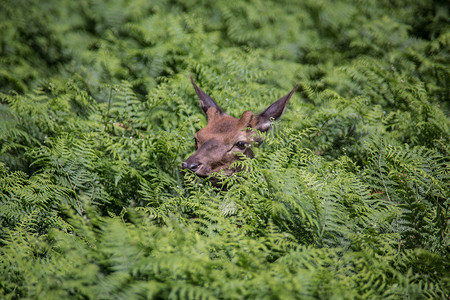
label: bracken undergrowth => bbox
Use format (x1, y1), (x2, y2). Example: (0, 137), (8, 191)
(0, 0), (449, 298)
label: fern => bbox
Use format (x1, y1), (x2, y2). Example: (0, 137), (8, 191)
(0, 0), (449, 298)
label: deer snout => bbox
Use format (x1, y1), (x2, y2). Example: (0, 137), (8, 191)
(181, 161), (202, 173)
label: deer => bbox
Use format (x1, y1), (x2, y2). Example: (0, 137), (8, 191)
(181, 76), (298, 178)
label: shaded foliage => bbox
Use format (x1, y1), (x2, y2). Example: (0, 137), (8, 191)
(0, 0), (449, 298)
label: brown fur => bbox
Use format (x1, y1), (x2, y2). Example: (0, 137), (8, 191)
(181, 77), (298, 178)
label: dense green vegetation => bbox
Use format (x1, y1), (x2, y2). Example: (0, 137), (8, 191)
(1, 0), (449, 298)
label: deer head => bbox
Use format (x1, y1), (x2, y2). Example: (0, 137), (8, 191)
(181, 76), (298, 177)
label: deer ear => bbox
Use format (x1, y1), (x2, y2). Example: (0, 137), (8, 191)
(190, 76), (224, 116)
(251, 83), (299, 132)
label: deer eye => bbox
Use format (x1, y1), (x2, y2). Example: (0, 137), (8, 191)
(235, 141), (247, 150)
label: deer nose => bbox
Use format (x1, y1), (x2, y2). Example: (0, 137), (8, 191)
(181, 161), (202, 172)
